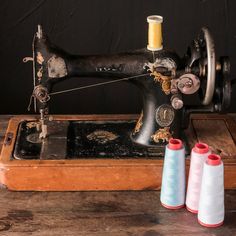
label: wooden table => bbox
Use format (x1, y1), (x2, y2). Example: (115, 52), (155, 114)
(0, 115), (235, 235)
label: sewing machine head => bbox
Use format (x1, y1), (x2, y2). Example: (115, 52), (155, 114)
(24, 15), (231, 147)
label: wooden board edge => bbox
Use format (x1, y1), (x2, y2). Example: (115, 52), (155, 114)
(0, 162), (164, 191)
(0, 160), (235, 191)
(1, 114), (236, 190)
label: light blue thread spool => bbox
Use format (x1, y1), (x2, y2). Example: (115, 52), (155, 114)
(160, 138), (185, 209)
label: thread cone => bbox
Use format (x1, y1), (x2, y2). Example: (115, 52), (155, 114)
(160, 139), (185, 209)
(186, 143), (211, 213)
(198, 154), (224, 227)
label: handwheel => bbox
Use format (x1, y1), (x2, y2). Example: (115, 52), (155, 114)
(199, 27), (216, 105)
(214, 57), (231, 112)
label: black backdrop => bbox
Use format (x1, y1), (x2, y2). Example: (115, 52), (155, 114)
(0, 0), (236, 114)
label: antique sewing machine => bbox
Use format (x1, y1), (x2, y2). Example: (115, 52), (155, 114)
(0, 16), (234, 191)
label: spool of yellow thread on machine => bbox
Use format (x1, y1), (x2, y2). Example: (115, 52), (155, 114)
(147, 15), (163, 51)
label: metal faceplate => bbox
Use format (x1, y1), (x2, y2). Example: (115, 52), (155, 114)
(155, 104), (175, 127)
(48, 55), (68, 78)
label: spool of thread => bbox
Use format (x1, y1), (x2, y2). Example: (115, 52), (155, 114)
(198, 154), (224, 227)
(147, 15), (163, 51)
(160, 138), (185, 209)
(186, 143), (211, 213)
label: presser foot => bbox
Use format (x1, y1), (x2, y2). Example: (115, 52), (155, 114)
(37, 108), (49, 139)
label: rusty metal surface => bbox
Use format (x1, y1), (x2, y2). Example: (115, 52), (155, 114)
(47, 55), (67, 78)
(13, 120), (69, 160)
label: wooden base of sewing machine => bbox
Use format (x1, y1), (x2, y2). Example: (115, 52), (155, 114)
(1, 114), (236, 191)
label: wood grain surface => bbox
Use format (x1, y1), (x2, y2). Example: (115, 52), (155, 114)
(192, 119), (236, 158)
(0, 190), (235, 236)
(0, 115), (235, 235)
(185, 114), (236, 159)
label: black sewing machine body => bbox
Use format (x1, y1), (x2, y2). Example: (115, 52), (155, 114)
(0, 20), (234, 191)
(33, 32), (185, 147)
(24, 25), (230, 150)
(1, 21), (223, 162)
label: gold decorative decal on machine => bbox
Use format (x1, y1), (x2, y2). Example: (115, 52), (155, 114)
(37, 67), (43, 81)
(87, 130), (118, 144)
(37, 52), (44, 65)
(150, 71), (171, 95)
(151, 127), (172, 143)
(133, 111), (143, 134)
(146, 58), (176, 95)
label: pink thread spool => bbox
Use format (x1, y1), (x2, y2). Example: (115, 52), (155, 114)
(186, 143), (211, 213)
(198, 154), (224, 227)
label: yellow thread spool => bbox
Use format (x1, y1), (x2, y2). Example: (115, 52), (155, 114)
(147, 15), (163, 51)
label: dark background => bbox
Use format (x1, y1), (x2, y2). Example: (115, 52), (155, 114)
(0, 0), (235, 115)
